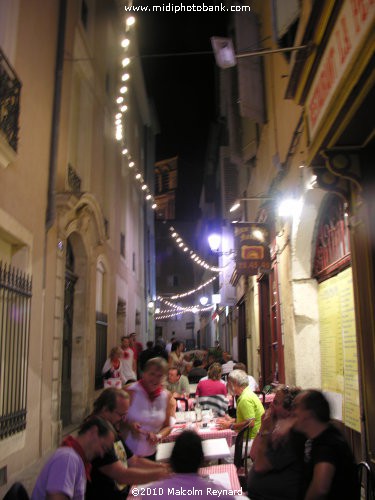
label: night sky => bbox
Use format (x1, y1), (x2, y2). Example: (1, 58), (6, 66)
(135, 9), (229, 219)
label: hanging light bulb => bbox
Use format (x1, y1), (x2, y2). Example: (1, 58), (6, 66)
(126, 16), (136, 27)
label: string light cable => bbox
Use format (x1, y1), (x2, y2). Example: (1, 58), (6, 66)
(155, 304), (215, 320)
(158, 275), (218, 301)
(114, 12), (159, 217)
(168, 226), (231, 273)
(116, 10), (231, 280)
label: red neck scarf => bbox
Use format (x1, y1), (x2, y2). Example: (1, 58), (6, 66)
(139, 378), (163, 401)
(61, 435), (92, 481)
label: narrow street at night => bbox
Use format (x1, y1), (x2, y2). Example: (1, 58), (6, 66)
(0, 1), (374, 499)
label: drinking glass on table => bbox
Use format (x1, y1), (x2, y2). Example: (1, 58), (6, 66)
(186, 412), (194, 429)
(202, 413), (209, 428)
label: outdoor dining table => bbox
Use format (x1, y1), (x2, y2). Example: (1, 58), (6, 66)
(156, 437), (231, 462)
(163, 420), (236, 447)
(126, 463), (244, 500)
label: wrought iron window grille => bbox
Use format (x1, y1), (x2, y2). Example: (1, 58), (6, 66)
(0, 262), (32, 439)
(0, 47), (21, 152)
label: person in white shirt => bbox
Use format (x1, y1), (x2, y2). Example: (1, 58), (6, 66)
(165, 336), (176, 353)
(233, 362), (259, 391)
(120, 336), (137, 383)
(221, 353), (235, 375)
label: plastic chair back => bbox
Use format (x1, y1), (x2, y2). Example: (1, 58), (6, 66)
(233, 420), (251, 470)
(254, 390), (266, 406)
(358, 461), (374, 500)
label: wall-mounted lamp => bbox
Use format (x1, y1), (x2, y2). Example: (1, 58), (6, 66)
(278, 198), (302, 217)
(211, 37), (313, 70)
(207, 234), (222, 252)
(230, 196), (301, 218)
(207, 233), (236, 256)
(229, 196), (273, 213)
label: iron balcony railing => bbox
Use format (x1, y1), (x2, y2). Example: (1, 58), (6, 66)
(0, 47), (21, 152)
(0, 262), (32, 439)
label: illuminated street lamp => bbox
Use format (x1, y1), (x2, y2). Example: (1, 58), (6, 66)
(199, 296), (209, 306)
(229, 196), (300, 218)
(211, 37), (313, 69)
(207, 233), (221, 253)
(278, 198), (302, 217)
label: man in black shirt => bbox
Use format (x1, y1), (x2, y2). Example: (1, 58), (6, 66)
(293, 389), (358, 500)
(139, 341), (154, 372)
(86, 388), (169, 499)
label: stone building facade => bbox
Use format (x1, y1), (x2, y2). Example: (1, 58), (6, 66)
(0, 0), (157, 492)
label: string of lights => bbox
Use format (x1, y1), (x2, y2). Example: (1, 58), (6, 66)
(157, 296), (181, 310)
(155, 304), (215, 320)
(116, 10), (231, 295)
(115, 14), (159, 215)
(158, 275), (218, 300)
(168, 226), (229, 273)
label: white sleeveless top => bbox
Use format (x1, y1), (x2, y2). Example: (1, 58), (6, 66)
(125, 381), (169, 456)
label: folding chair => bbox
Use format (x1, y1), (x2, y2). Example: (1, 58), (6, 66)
(254, 390), (266, 406)
(357, 461), (374, 500)
(233, 420), (252, 490)
(3, 482), (30, 500)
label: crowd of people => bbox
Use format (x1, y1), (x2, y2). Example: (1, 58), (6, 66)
(29, 334), (359, 500)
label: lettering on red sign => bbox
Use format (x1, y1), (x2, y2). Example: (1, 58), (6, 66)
(309, 48), (336, 127)
(351, 0), (373, 33)
(335, 16), (352, 64)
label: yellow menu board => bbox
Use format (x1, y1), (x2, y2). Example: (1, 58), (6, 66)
(318, 268), (360, 432)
